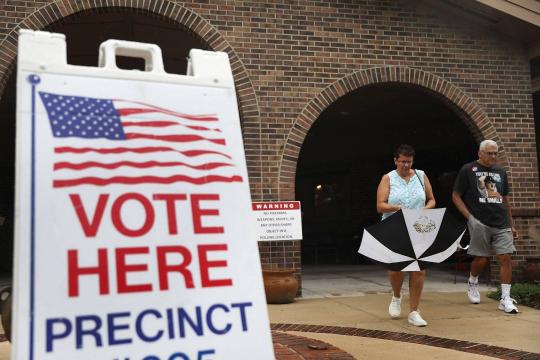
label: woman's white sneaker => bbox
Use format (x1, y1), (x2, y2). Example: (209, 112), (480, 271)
(408, 311), (427, 326)
(388, 296), (401, 318)
(498, 297), (519, 314)
(467, 281), (480, 304)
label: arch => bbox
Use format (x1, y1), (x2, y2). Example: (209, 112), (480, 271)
(278, 66), (506, 200)
(0, 0), (260, 134)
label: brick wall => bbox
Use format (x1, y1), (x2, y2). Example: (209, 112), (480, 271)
(0, 0), (539, 281)
(513, 212), (540, 278)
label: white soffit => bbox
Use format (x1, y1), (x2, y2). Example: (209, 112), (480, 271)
(476, 0), (540, 27)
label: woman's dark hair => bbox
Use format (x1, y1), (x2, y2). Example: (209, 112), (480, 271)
(394, 144), (415, 159)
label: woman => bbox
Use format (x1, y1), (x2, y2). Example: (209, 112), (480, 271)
(376, 144), (436, 326)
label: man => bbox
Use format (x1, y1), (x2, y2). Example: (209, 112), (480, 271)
(452, 139), (519, 313)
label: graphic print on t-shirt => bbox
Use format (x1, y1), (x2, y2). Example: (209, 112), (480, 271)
(472, 166), (502, 204)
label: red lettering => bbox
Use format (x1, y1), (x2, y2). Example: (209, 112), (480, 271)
(190, 194), (224, 234)
(111, 193), (155, 237)
(153, 194), (188, 235)
(68, 248), (109, 297)
(69, 194), (109, 237)
(116, 247), (152, 293)
(67, 244), (234, 296)
(70, 193), (226, 238)
(198, 244), (232, 287)
(157, 246), (194, 290)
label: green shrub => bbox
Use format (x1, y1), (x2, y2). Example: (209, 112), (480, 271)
(487, 283), (540, 310)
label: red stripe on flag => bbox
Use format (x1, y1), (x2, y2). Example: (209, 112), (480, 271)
(121, 121), (221, 132)
(184, 125), (221, 132)
(125, 133), (226, 145)
(54, 147), (232, 159)
(113, 99), (219, 121)
(54, 161), (233, 171)
(121, 121), (177, 127)
(53, 174), (244, 187)
(117, 108), (218, 121)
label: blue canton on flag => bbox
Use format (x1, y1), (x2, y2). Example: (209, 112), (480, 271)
(39, 92), (127, 140)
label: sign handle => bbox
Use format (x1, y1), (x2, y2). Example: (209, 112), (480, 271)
(98, 39), (165, 73)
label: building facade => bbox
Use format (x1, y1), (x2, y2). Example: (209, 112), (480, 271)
(0, 0), (539, 285)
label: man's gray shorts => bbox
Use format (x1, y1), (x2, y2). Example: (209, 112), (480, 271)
(467, 215), (515, 256)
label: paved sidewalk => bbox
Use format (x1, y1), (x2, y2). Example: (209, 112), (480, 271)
(267, 265), (540, 359)
(269, 292), (540, 359)
(300, 264), (495, 298)
(1, 265), (539, 359)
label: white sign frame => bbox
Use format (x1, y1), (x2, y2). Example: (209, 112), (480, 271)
(13, 30), (274, 360)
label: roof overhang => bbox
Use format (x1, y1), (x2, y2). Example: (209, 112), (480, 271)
(435, 0), (540, 59)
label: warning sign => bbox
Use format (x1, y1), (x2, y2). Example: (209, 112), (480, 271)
(252, 201), (302, 241)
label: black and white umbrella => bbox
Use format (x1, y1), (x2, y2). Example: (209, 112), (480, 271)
(358, 208), (466, 271)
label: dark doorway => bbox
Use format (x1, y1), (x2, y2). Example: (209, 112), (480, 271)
(47, 9), (208, 73)
(296, 83), (478, 265)
(0, 8), (209, 274)
(0, 74), (15, 273)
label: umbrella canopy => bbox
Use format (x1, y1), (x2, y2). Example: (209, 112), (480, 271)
(358, 208), (466, 271)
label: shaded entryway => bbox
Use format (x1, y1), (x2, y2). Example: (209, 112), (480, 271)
(0, 8), (210, 274)
(296, 83), (477, 265)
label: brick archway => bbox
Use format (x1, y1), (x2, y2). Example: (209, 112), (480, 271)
(0, 0), (259, 135)
(278, 66), (506, 200)
(0, 0), (262, 192)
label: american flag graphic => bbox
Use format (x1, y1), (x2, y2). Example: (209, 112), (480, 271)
(38, 92), (244, 188)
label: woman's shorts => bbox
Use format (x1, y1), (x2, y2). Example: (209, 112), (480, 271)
(466, 215), (515, 257)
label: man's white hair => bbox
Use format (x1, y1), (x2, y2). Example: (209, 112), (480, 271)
(479, 139), (498, 151)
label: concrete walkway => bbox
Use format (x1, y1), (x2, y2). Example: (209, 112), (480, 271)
(268, 265), (540, 359)
(1, 265), (539, 359)
(300, 264), (495, 298)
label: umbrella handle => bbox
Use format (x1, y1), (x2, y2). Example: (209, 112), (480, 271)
(457, 244), (469, 250)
